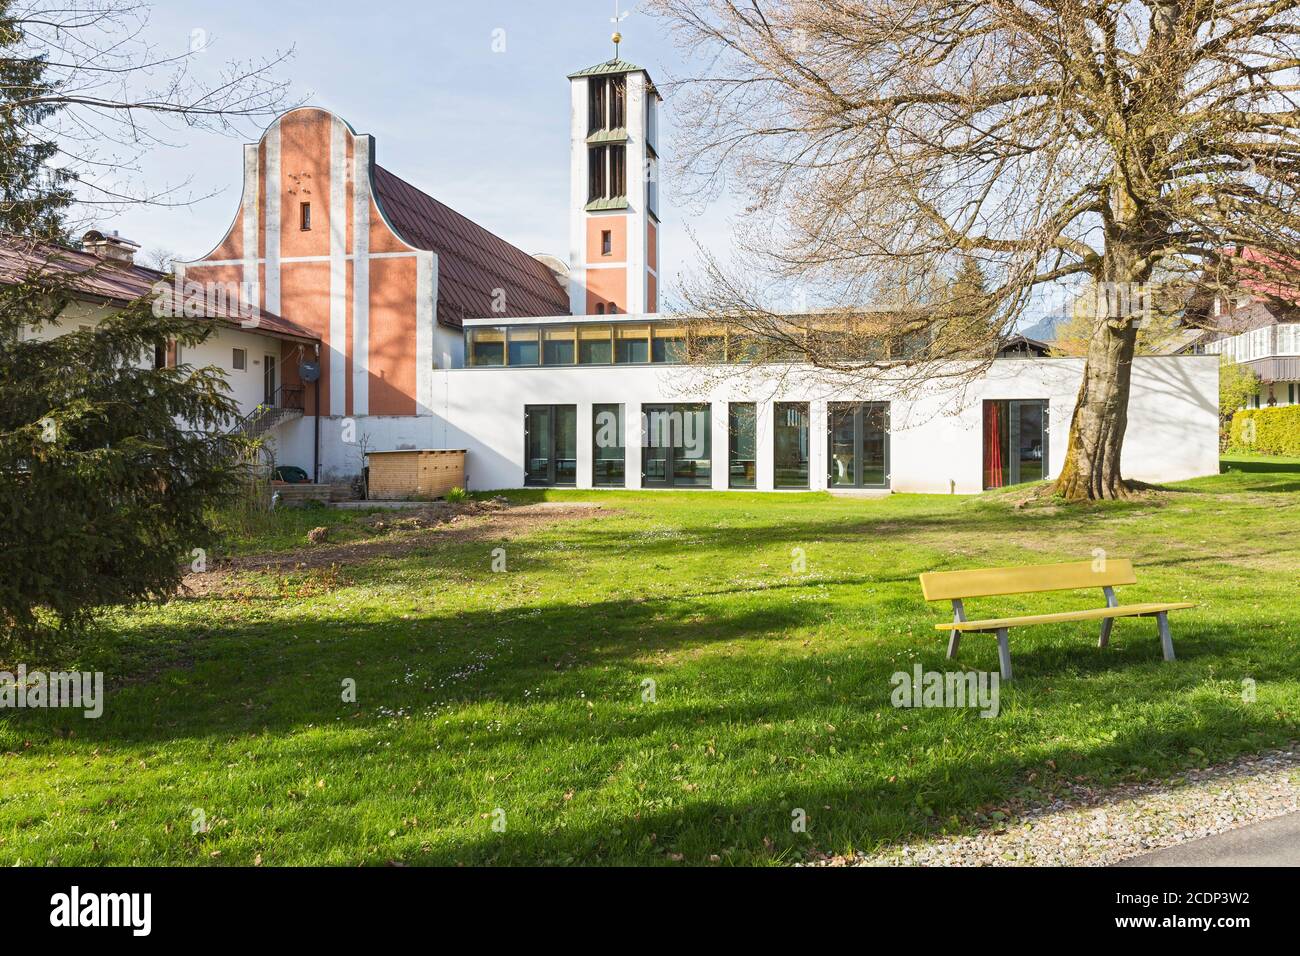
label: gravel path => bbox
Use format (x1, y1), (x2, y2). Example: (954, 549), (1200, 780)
(809, 746), (1300, 867)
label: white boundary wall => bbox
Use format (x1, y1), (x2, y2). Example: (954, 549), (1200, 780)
(283, 356), (1220, 493)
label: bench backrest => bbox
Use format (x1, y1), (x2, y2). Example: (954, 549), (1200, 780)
(919, 559), (1136, 601)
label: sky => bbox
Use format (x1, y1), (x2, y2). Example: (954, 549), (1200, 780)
(84, 0), (1068, 326)
(92, 0), (738, 307)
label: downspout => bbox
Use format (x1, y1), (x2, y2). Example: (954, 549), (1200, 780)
(313, 342), (321, 483)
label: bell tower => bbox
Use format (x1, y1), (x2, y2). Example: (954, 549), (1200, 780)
(567, 37), (661, 316)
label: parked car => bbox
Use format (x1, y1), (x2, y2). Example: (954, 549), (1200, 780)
(273, 465), (311, 484)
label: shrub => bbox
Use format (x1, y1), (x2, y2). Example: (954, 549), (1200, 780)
(1230, 405), (1300, 456)
(445, 486), (468, 503)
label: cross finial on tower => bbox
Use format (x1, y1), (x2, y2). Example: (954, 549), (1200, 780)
(611, 0), (630, 60)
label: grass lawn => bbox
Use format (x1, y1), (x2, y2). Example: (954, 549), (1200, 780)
(2, 461), (1298, 866)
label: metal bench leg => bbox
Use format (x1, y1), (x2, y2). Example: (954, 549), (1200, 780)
(1098, 617), (1114, 648)
(947, 598), (965, 660)
(1099, 585), (1117, 648)
(1157, 611), (1175, 661)
(996, 628), (1013, 681)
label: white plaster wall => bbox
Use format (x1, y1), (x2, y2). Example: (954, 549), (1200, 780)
(403, 356), (1220, 494)
(275, 414), (439, 481)
(21, 305), (301, 421)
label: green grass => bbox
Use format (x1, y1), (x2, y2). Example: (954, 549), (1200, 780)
(2, 463), (1297, 866)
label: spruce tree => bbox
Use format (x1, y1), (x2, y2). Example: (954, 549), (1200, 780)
(0, 10), (245, 648)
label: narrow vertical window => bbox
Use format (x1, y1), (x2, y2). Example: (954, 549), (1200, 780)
(589, 77), (608, 132)
(610, 145), (626, 197)
(300, 202), (312, 230)
(232, 347), (247, 371)
(610, 76), (626, 128)
(588, 146), (607, 202)
(601, 230), (612, 256)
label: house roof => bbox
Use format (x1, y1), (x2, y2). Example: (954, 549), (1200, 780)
(567, 58), (646, 79)
(371, 165), (570, 328)
(0, 234), (320, 343)
(997, 334), (1051, 356)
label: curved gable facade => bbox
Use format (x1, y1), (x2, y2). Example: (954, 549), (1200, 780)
(179, 107), (567, 420)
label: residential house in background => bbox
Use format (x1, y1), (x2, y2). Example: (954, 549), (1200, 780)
(6, 231), (320, 443)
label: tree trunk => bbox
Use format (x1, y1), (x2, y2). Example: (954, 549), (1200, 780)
(1053, 317), (1139, 500)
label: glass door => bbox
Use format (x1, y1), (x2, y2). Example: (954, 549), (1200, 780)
(983, 399), (1048, 488)
(861, 402), (889, 487)
(672, 404), (711, 487)
(263, 354), (277, 404)
(828, 404), (856, 488)
(774, 402), (810, 488)
(525, 405), (553, 486)
(524, 405), (578, 486)
(641, 404), (711, 487)
(728, 403), (757, 488)
(554, 405), (578, 485)
(827, 402), (890, 489)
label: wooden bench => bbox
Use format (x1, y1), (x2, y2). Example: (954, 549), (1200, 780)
(918, 560), (1194, 681)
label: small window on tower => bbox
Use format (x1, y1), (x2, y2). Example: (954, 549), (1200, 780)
(300, 202), (312, 231)
(596, 303), (606, 315)
(601, 230), (612, 256)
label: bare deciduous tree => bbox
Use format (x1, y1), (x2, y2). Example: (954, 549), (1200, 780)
(649, 0), (1300, 499)
(4, 0), (295, 231)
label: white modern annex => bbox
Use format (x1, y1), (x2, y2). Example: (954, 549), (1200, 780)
(269, 312), (1220, 494)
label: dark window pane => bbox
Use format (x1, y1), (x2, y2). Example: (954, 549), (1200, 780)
(828, 403), (856, 488)
(774, 402), (809, 488)
(554, 405), (578, 485)
(728, 403), (757, 488)
(579, 333), (612, 364)
(610, 76), (626, 127)
(593, 403), (625, 487)
(615, 337), (648, 363)
(543, 339), (574, 365)
(673, 404), (711, 486)
(861, 403), (888, 486)
(610, 145), (626, 196)
(508, 330), (539, 366)
(525, 406), (553, 485)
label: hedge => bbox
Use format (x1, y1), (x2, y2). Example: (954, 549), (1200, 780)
(1229, 405), (1300, 456)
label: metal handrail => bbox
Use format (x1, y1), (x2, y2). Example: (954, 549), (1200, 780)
(227, 383), (305, 435)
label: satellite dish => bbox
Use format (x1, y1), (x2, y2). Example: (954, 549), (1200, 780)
(299, 359), (321, 383)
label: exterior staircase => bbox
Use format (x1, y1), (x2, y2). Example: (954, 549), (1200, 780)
(228, 384), (305, 439)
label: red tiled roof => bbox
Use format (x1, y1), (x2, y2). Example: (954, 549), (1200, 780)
(371, 165), (570, 328)
(0, 234), (319, 342)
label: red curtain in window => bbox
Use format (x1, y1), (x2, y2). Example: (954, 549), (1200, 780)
(983, 402), (1004, 489)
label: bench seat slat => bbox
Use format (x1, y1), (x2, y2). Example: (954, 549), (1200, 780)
(935, 601), (1195, 632)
